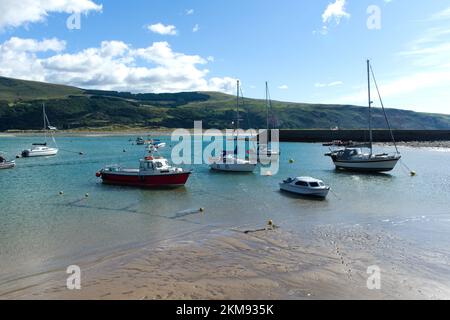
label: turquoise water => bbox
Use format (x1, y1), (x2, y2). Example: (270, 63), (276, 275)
(1, 135), (450, 284)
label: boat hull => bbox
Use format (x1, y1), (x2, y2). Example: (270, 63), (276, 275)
(100, 171), (191, 188)
(0, 161), (16, 170)
(210, 163), (257, 172)
(279, 183), (330, 198)
(22, 149), (58, 157)
(333, 157), (400, 172)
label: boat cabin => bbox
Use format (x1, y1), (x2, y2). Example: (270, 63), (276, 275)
(140, 156), (171, 172)
(284, 177), (326, 188)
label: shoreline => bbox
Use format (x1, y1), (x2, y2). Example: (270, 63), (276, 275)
(2, 131), (450, 149)
(1, 223), (449, 300)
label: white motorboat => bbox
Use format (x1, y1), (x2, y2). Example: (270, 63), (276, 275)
(325, 60), (401, 172)
(21, 104), (59, 158)
(209, 80), (257, 173)
(279, 177), (330, 198)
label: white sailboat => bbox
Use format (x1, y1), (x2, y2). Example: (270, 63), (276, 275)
(325, 60), (401, 172)
(22, 104), (59, 158)
(258, 81), (280, 158)
(210, 80), (257, 173)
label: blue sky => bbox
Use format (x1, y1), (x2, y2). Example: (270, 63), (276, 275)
(0, 0), (449, 114)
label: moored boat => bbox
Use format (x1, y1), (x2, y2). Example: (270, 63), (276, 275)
(258, 82), (280, 158)
(279, 177), (330, 198)
(325, 60), (401, 173)
(0, 154), (16, 170)
(210, 153), (257, 172)
(22, 144), (59, 157)
(97, 155), (191, 188)
(21, 104), (59, 158)
(209, 80), (257, 173)
(326, 148), (400, 172)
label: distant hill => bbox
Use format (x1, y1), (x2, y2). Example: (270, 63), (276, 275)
(1, 76), (450, 131)
(0, 76), (83, 101)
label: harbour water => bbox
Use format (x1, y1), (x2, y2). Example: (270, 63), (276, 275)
(1, 135), (450, 294)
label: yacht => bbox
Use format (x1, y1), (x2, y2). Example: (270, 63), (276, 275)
(209, 80), (257, 173)
(21, 104), (59, 158)
(325, 60), (401, 172)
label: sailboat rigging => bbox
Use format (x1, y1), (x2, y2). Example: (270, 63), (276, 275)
(21, 104), (59, 157)
(325, 60), (401, 172)
(210, 80), (257, 172)
(258, 81), (280, 158)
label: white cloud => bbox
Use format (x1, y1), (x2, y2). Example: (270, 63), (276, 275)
(0, 0), (102, 30)
(322, 0), (350, 25)
(332, 69), (450, 109)
(186, 9), (194, 15)
(315, 81), (343, 88)
(430, 6), (450, 21)
(147, 23), (178, 36)
(0, 37), (236, 94)
(399, 10), (450, 68)
(278, 85), (289, 90)
(193, 24), (200, 32)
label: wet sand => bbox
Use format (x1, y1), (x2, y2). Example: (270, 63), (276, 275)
(1, 223), (449, 300)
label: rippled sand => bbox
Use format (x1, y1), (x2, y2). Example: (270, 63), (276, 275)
(1, 223), (450, 300)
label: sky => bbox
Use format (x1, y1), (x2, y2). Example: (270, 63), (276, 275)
(0, 0), (449, 114)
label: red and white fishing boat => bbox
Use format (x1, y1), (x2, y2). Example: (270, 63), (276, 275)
(96, 155), (191, 188)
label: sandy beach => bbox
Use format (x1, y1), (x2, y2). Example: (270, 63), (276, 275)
(1, 222), (449, 300)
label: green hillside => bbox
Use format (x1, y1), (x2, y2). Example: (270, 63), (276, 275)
(1, 76), (449, 131)
(0, 76), (83, 101)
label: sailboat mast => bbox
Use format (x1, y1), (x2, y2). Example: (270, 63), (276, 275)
(367, 60), (373, 154)
(236, 80), (240, 130)
(43, 103), (47, 142)
(266, 81), (269, 132)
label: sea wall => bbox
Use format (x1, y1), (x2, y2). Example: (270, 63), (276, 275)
(278, 130), (450, 143)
